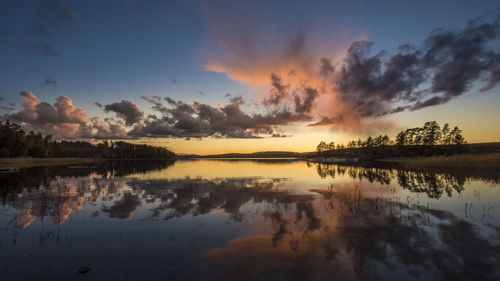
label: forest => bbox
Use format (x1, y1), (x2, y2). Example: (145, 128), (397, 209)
(316, 121), (468, 158)
(317, 121), (466, 153)
(0, 121), (176, 160)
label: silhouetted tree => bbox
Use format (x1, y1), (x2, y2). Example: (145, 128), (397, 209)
(314, 121), (467, 157)
(422, 121), (441, 145)
(441, 123), (451, 144)
(327, 142), (336, 151)
(450, 126), (466, 145)
(316, 141), (328, 155)
(0, 121), (176, 160)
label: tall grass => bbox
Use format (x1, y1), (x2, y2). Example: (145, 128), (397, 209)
(397, 153), (500, 171)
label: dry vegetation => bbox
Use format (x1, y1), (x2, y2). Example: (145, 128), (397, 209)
(394, 153), (500, 171)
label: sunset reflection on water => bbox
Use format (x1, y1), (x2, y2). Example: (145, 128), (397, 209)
(1, 159), (499, 281)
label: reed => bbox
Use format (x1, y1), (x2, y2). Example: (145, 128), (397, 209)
(396, 153), (500, 171)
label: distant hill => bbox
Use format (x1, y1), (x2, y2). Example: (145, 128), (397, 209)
(180, 143), (500, 160)
(184, 151), (316, 159)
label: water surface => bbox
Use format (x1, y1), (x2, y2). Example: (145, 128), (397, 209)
(1, 159), (499, 281)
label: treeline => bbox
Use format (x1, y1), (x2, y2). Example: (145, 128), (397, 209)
(317, 121), (466, 154)
(0, 121), (176, 160)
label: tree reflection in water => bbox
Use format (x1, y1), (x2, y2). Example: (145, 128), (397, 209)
(204, 186), (500, 281)
(313, 163), (476, 198)
(0, 161), (499, 281)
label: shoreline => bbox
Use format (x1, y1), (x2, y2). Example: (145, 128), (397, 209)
(0, 157), (103, 168)
(382, 153), (500, 172)
(2, 153), (499, 171)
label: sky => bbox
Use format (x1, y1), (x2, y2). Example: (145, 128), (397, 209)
(1, 0), (499, 155)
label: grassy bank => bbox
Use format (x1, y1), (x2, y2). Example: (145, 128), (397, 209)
(0, 157), (103, 168)
(387, 153), (500, 172)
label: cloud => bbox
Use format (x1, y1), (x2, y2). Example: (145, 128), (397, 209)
(319, 57), (335, 77)
(0, 32), (61, 57)
(294, 87), (318, 114)
(94, 102), (103, 108)
(41, 76), (58, 88)
(90, 116), (127, 138)
(4, 16), (499, 140)
(0, 97), (15, 112)
(104, 100), (144, 126)
(1, 0), (75, 57)
(264, 73), (290, 106)
(131, 96), (311, 139)
(32, 0), (75, 38)
(203, 11), (500, 132)
(4, 91), (127, 139)
(31, 42), (61, 57)
(330, 17), (500, 123)
(102, 193), (141, 219)
(7, 91), (90, 138)
(200, 0), (355, 87)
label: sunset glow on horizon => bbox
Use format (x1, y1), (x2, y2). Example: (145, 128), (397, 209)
(1, 0), (499, 155)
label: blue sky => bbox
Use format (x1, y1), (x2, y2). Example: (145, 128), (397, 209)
(1, 0), (499, 153)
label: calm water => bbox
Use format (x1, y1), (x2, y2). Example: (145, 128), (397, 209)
(1, 159), (499, 281)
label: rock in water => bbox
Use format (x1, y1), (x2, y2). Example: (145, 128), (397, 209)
(77, 266), (91, 274)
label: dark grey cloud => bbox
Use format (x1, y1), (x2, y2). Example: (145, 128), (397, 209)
(331, 16), (500, 122)
(104, 100), (144, 126)
(410, 96), (450, 111)
(41, 76), (58, 88)
(319, 57), (335, 77)
(94, 102), (103, 108)
(263, 73), (321, 117)
(131, 96), (312, 139)
(170, 79), (177, 85)
(307, 115), (343, 127)
(164, 97), (177, 106)
(335, 41), (424, 118)
(102, 193), (141, 219)
(264, 73), (290, 106)
(294, 87), (318, 114)
(228, 95), (245, 105)
(423, 18), (500, 96)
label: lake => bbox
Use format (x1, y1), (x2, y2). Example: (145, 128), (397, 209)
(1, 159), (499, 281)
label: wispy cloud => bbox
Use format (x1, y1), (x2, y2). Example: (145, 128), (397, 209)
(41, 76), (58, 88)
(32, 0), (75, 38)
(1, 0), (74, 57)
(203, 9), (500, 132)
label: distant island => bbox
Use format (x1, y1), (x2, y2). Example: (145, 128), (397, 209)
(183, 121), (500, 172)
